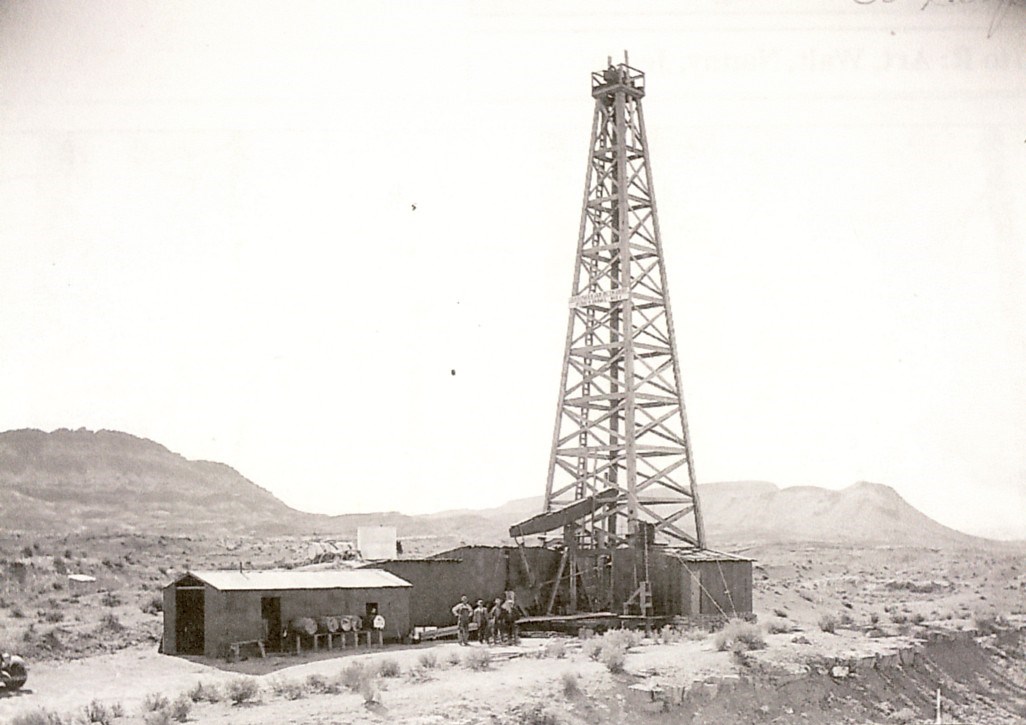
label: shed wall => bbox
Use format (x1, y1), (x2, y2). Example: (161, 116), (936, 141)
(162, 587), (176, 654)
(207, 586), (408, 656)
(427, 546), (563, 614)
(166, 585), (410, 658)
(369, 560), (465, 627)
(673, 559), (753, 618)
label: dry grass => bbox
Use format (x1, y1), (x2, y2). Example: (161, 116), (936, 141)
(269, 677), (305, 700)
(715, 619), (766, 652)
(377, 657), (402, 678)
(141, 693), (169, 713)
(560, 670), (580, 698)
(542, 638), (567, 659)
(463, 647), (492, 670)
(187, 680), (221, 703)
(225, 677), (259, 705)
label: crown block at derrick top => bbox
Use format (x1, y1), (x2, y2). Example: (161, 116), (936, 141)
(591, 63), (645, 99)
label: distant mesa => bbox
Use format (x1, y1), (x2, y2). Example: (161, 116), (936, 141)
(0, 428), (1004, 547)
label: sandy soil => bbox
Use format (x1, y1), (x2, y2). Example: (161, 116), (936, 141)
(4, 624), (1023, 724)
(3, 536), (1025, 723)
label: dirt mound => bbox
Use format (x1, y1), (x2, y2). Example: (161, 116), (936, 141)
(673, 630), (1026, 724)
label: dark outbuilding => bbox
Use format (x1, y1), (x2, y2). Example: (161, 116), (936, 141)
(162, 569), (411, 658)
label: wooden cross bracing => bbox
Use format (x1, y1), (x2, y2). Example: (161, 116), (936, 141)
(544, 60), (706, 551)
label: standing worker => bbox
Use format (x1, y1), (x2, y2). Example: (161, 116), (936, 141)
(451, 595), (473, 646)
(502, 597), (524, 645)
(489, 597), (505, 644)
(472, 599), (489, 645)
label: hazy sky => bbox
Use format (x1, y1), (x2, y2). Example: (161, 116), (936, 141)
(2, 1), (1024, 538)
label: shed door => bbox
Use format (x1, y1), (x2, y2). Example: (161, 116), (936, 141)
(262, 597), (282, 651)
(175, 587), (205, 655)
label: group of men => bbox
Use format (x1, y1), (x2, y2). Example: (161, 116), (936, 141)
(450, 595), (521, 646)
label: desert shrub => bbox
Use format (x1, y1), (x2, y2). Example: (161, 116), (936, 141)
(43, 609), (63, 623)
(269, 677), (305, 700)
(417, 650), (438, 669)
(340, 661), (368, 691)
(543, 638), (567, 659)
(839, 612), (854, 626)
(599, 644), (625, 673)
(187, 680), (221, 703)
(21, 545), (34, 558)
(890, 611), (908, 624)
(99, 613), (124, 633)
(142, 594), (163, 614)
(11, 605), (26, 618)
(681, 626), (709, 641)
(818, 614), (838, 633)
(510, 702), (562, 724)
(12, 712), (68, 725)
(869, 612), (880, 625)
(764, 617), (791, 634)
(911, 612), (925, 625)
(602, 628), (640, 651)
(974, 610), (1007, 635)
(377, 657), (401, 677)
(773, 608), (788, 618)
(561, 670), (580, 698)
(82, 700), (115, 724)
(464, 648), (492, 671)
(445, 648), (462, 666)
(715, 619), (766, 651)
(583, 638), (603, 661)
(168, 695), (191, 722)
(101, 591), (121, 607)
(143, 710), (171, 725)
(142, 693), (169, 712)
(310, 672), (343, 693)
(12, 713), (70, 725)
(359, 676), (379, 704)
(52, 557), (67, 575)
(226, 677), (259, 705)
(889, 706), (917, 724)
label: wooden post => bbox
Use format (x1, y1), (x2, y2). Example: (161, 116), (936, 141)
(547, 547), (570, 615)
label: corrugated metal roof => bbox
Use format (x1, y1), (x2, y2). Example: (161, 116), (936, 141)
(664, 548), (755, 562)
(183, 569), (412, 591)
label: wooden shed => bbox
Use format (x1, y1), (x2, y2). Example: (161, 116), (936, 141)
(162, 569), (411, 658)
(364, 546), (563, 627)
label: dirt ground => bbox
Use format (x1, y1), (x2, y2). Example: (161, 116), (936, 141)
(3, 534), (1026, 723)
(3, 622), (1025, 724)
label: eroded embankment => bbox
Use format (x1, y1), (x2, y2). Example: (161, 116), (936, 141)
(628, 628), (1026, 724)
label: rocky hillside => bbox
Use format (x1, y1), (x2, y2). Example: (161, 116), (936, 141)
(0, 429), (998, 547)
(0, 428), (308, 534)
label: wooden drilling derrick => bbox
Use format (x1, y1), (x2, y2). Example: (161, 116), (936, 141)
(516, 55), (707, 619)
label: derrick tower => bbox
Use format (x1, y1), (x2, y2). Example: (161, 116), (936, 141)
(543, 56), (706, 552)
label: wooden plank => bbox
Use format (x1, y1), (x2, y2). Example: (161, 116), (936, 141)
(510, 488), (619, 538)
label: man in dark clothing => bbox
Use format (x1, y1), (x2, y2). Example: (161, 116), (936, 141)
(472, 599), (489, 644)
(451, 595), (473, 646)
(502, 598), (524, 645)
(488, 597), (505, 644)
